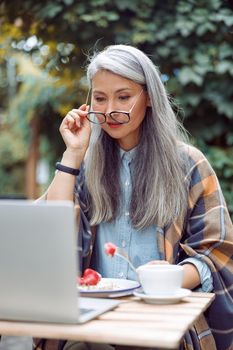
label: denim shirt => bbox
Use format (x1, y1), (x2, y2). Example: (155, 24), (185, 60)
(92, 148), (213, 292)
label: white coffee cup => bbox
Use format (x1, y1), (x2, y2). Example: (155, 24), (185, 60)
(137, 264), (184, 296)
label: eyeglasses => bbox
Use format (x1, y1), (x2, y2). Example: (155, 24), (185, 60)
(85, 89), (143, 125)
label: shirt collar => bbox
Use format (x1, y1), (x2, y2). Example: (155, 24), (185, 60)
(119, 147), (137, 164)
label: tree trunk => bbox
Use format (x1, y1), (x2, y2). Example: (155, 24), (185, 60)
(25, 117), (40, 199)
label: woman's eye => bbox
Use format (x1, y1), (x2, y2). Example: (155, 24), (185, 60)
(119, 96), (130, 101)
(94, 96), (105, 103)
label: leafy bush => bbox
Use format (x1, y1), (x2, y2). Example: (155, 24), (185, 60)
(0, 0), (232, 218)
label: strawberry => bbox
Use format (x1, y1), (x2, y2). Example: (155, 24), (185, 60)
(83, 273), (100, 286)
(78, 268), (102, 286)
(104, 242), (116, 257)
(78, 277), (86, 285)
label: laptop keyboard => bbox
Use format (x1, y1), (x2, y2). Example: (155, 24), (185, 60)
(80, 307), (95, 315)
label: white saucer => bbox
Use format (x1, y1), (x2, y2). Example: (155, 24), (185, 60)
(133, 288), (191, 304)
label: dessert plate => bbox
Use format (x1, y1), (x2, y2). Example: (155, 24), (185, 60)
(78, 278), (140, 298)
(133, 288), (191, 304)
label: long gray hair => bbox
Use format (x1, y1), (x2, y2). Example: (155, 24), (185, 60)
(84, 44), (189, 229)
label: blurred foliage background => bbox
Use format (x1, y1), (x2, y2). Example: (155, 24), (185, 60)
(0, 0), (232, 218)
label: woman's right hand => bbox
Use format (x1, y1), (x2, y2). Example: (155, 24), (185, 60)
(59, 104), (91, 157)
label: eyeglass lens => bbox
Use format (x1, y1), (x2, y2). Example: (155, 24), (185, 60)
(87, 112), (130, 125)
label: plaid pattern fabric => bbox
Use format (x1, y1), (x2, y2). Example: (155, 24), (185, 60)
(75, 144), (233, 350)
(162, 145), (233, 350)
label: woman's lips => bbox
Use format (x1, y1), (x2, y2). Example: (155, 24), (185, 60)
(107, 123), (123, 129)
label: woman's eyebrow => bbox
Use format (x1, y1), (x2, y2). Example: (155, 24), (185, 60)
(116, 88), (132, 93)
(93, 88), (132, 94)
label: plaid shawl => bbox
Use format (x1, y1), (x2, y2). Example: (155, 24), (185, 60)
(75, 144), (233, 350)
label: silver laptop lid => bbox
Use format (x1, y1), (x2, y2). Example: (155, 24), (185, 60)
(0, 200), (80, 323)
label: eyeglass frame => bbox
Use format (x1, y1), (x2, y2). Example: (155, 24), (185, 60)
(85, 88), (144, 125)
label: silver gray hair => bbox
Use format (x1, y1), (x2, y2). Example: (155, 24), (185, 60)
(84, 44), (190, 229)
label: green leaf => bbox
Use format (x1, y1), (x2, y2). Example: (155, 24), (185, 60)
(215, 61), (233, 75)
(175, 18), (195, 37)
(227, 134), (233, 146)
(38, 4), (63, 19)
(62, 0), (74, 5)
(178, 67), (203, 86)
(216, 102), (233, 119)
(196, 22), (216, 36)
(214, 9), (233, 26)
(218, 43), (233, 59)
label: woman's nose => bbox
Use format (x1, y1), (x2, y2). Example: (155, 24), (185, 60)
(105, 100), (114, 115)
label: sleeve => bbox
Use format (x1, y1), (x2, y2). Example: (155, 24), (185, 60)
(74, 164), (93, 272)
(179, 257), (213, 292)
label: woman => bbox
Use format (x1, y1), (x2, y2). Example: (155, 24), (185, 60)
(46, 45), (233, 350)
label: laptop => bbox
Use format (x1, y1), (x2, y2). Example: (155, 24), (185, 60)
(0, 200), (120, 323)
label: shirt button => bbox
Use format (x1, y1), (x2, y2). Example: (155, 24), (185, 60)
(125, 181), (129, 186)
(125, 212), (129, 216)
(118, 272), (124, 278)
(121, 240), (126, 248)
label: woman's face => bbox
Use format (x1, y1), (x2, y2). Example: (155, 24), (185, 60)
(91, 70), (150, 151)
